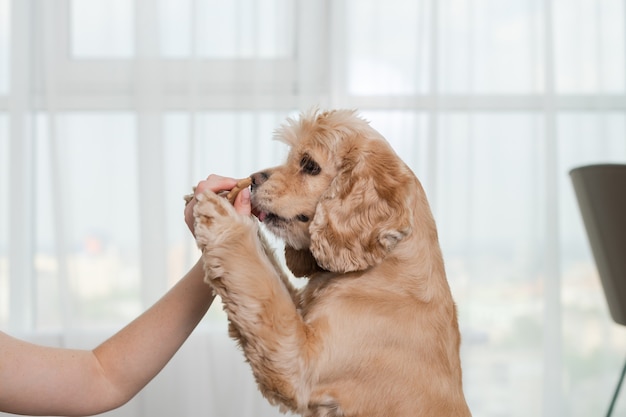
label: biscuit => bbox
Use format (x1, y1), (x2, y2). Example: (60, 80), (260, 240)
(184, 177), (252, 206)
(224, 177), (253, 204)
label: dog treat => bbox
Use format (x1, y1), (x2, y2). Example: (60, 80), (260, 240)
(184, 177), (252, 206)
(223, 177), (253, 204)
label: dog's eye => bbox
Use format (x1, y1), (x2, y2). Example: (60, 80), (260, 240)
(296, 214), (310, 222)
(300, 154), (321, 176)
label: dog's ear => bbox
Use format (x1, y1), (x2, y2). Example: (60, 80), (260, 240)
(309, 139), (414, 273)
(284, 246), (324, 277)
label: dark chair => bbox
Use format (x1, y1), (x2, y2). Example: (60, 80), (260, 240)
(570, 164), (626, 417)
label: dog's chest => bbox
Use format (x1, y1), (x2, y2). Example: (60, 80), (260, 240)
(296, 272), (360, 317)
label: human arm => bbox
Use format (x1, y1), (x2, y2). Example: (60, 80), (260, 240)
(0, 175), (251, 416)
(0, 259), (210, 416)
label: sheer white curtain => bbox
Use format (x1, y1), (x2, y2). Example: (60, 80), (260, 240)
(1, 1), (626, 416)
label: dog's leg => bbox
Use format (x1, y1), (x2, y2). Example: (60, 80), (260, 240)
(257, 229), (300, 303)
(193, 191), (313, 411)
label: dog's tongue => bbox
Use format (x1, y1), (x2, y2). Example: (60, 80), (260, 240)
(254, 209), (268, 222)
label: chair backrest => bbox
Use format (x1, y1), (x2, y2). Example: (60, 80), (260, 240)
(570, 164), (626, 326)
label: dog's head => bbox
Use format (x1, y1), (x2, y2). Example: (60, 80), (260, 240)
(251, 109), (418, 275)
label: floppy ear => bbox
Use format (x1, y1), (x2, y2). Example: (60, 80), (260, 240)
(309, 139), (414, 273)
(284, 246), (324, 277)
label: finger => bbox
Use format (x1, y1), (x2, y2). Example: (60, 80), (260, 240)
(184, 195), (198, 230)
(197, 175), (237, 195)
(233, 188), (251, 216)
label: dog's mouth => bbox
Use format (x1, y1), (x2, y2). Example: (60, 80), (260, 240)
(253, 209), (309, 225)
(251, 192), (311, 227)
(255, 210), (282, 224)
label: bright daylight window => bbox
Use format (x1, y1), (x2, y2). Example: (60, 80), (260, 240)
(0, 0), (7, 95)
(159, 0), (293, 58)
(70, 0), (134, 58)
(0, 0), (9, 328)
(1, 0), (626, 416)
(71, 0), (293, 59)
(32, 114), (141, 328)
(0, 115), (7, 329)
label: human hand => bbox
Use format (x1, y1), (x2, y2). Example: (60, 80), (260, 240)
(184, 174), (252, 237)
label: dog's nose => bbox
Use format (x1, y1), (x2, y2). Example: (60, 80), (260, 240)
(251, 171), (269, 191)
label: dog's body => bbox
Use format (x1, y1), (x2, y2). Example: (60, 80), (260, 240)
(193, 109), (471, 417)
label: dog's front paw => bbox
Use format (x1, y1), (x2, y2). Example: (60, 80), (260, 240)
(193, 190), (255, 279)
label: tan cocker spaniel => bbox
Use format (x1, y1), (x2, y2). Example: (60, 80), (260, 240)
(193, 109), (471, 417)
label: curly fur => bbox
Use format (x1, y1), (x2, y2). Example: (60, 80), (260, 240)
(193, 109), (471, 417)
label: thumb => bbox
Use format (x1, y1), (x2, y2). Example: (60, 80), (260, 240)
(233, 188), (251, 216)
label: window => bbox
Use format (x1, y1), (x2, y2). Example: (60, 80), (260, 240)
(32, 113), (141, 329)
(0, 113), (8, 328)
(0, 0), (8, 95)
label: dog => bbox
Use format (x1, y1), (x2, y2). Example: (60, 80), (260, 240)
(192, 109), (471, 417)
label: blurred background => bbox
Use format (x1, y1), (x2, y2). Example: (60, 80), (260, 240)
(1, 0), (626, 416)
